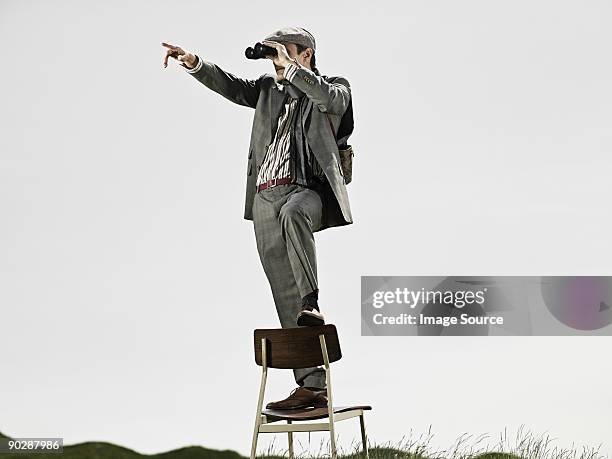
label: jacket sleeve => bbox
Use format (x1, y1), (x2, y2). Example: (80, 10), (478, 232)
(182, 54), (263, 109)
(282, 62), (350, 115)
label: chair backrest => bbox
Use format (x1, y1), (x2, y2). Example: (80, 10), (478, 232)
(254, 325), (342, 369)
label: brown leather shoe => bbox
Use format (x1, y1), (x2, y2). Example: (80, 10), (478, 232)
(312, 391), (328, 408)
(266, 387), (328, 410)
(296, 305), (325, 326)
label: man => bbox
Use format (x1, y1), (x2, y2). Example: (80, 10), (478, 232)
(161, 26), (352, 410)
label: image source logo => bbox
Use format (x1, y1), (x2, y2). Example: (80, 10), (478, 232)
(361, 276), (612, 336)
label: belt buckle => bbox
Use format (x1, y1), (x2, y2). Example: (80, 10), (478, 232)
(268, 178), (278, 189)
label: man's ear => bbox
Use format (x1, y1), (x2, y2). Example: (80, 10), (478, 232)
(303, 48), (313, 65)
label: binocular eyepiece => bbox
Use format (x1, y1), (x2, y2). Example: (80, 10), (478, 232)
(245, 42), (278, 60)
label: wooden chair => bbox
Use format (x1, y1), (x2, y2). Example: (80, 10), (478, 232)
(251, 324), (372, 459)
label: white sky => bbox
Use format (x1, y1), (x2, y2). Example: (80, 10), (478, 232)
(1, 0), (610, 456)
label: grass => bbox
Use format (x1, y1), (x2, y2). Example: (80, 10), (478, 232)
(257, 425), (607, 459)
(0, 426), (607, 459)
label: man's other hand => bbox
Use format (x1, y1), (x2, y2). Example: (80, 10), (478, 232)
(261, 40), (293, 68)
(161, 42), (197, 69)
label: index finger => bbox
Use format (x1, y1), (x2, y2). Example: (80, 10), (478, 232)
(161, 42), (179, 50)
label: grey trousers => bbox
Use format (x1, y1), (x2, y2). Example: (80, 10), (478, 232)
(253, 183), (327, 390)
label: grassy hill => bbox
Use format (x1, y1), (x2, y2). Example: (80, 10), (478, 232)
(0, 431), (242, 459)
(0, 430), (603, 459)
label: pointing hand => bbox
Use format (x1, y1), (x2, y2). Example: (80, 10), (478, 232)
(161, 42), (197, 69)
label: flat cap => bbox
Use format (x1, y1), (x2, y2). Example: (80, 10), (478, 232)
(264, 26), (316, 51)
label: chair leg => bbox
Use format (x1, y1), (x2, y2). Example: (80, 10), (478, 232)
(329, 417), (337, 459)
(287, 420), (294, 459)
(251, 347), (268, 459)
(250, 423), (259, 459)
(320, 335), (338, 459)
(359, 413), (369, 458)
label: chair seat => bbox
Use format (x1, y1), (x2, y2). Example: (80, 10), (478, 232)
(262, 405), (372, 422)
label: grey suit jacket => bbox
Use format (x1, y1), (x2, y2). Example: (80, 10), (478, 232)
(185, 56), (353, 232)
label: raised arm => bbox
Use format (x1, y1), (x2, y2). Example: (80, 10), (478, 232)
(259, 39), (350, 116)
(162, 42), (262, 109)
(282, 62), (350, 115)
(183, 54), (263, 109)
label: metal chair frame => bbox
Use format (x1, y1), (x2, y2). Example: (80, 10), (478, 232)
(250, 333), (369, 459)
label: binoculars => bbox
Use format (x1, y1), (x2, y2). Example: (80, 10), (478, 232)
(245, 42), (278, 60)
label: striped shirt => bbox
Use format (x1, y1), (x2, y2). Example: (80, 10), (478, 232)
(256, 83), (326, 189)
(256, 95), (298, 186)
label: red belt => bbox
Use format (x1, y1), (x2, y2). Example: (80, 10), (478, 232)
(257, 176), (293, 192)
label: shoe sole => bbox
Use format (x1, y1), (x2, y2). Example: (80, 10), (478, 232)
(266, 403), (317, 410)
(297, 310), (325, 326)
